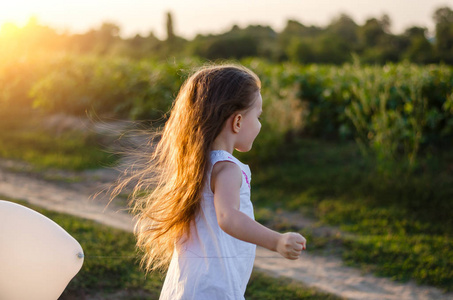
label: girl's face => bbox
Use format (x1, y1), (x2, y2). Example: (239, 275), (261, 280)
(235, 91), (263, 152)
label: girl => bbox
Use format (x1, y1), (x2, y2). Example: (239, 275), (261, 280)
(116, 64), (306, 299)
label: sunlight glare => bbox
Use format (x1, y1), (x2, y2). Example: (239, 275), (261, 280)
(0, 1), (42, 37)
(0, 22), (20, 38)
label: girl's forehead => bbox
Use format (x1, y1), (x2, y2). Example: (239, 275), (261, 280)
(254, 92), (263, 109)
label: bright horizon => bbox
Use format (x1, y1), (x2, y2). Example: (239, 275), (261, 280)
(1, 0), (453, 39)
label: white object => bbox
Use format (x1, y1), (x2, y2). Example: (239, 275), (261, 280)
(160, 150), (256, 300)
(0, 200), (84, 300)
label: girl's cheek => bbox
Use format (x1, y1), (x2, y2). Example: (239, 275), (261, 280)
(255, 127), (261, 138)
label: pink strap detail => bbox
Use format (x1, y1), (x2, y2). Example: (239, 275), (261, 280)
(242, 171), (251, 190)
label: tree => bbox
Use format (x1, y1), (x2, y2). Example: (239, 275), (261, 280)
(327, 13), (359, 45)
(112, 32), (163, 59)
(314, 34), (351, 64)
(192, 35), (258, 60)
(433, 6), (453, 63)
(166, 11), (175, 42)
(161, 11), (188, 57)
(277, 20), (322, 61)
(286, 38), (315, 63)
(94, 22), (121, 54)
(359, 18), (387, 47)
(402, 27), (434, 64)
(358, 15), (401, 63)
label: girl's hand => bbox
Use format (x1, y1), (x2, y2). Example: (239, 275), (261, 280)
(276, 232), (306, 260)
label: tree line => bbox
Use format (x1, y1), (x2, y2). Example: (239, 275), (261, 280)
(1, 6), (453, 64)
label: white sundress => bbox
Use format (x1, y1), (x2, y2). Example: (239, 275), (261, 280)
(159, 150), (256, 300)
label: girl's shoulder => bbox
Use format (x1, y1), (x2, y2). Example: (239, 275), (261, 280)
(210, 150), (251, 189)
(210, 150), (246, 168)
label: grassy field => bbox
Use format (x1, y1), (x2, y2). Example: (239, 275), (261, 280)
(1, 115), (451, 292)
(5, 199), (340, 300)
(0, 111), (117, 171)
(246, 138), (453, 291)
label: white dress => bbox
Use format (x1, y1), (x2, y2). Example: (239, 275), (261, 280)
(160, 150), (256, 300)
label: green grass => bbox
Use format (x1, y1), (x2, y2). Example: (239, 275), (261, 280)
(246, 138), (453, 291)
(4, 199), (339, 299)
(0, 115), (117, 171)
(2, 110), (451, 291)
(245, 272), (341, 300)
(319, 200), (453, 289)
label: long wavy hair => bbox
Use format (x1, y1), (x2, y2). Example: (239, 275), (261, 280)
(112, 64), (261, 272)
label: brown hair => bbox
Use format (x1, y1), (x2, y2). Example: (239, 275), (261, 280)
(113, 64), (261, 272)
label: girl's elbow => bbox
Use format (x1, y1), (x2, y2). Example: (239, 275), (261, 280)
(217, 213), (232, 232)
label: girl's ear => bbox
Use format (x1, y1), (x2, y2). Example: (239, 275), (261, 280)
(232, 113), (242, 133)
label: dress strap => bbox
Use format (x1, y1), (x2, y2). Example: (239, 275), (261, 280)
(209, 150), (251, 191)
(210, 150), (238, 166)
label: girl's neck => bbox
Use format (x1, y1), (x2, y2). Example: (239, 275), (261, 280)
(211, 145), (234, 155)
(211, 137), (234, 154)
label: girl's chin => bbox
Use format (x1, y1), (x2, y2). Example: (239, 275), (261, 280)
(234, 146), (253, 153)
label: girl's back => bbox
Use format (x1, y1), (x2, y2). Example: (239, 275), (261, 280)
(160, 150), (255, 300)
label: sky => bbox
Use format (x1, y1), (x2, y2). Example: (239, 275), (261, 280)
(1, 0), (453, 39)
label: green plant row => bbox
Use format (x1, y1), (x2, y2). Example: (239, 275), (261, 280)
(244, 58), (453, 169)
(1, 55), (452, 166)
(28, 55), (194, 120)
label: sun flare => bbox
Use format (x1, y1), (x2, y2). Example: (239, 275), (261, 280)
(0, 1), (41, 37)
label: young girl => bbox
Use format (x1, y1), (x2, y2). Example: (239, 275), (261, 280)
(117, 64), (306, 299)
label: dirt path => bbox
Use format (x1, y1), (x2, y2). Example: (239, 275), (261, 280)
(0, 159), (451, 300)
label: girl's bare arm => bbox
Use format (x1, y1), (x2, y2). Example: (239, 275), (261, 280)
(212, 161), (306, 260)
